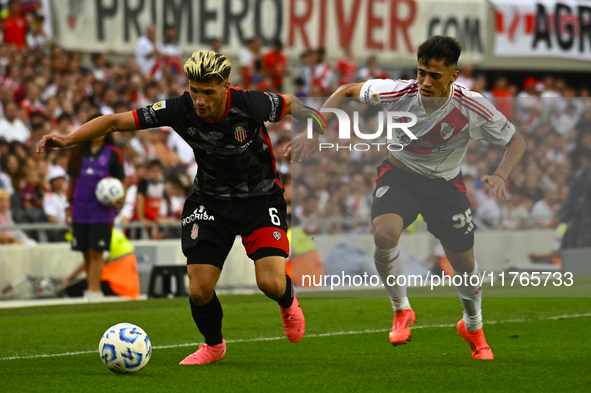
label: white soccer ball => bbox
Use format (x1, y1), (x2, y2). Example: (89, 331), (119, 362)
(99, 323), (152, 374)
(95, 177), (124, 206)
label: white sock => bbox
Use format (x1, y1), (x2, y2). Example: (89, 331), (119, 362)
(453, 261), (483, 331)
(374, 246), (410, 311)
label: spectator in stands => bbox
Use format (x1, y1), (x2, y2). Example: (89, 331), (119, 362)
(516, 77), (542, 128)
(154, 174), (187, 239)
(491, 75), (513, 121)
(35, 157), (48, 186)
(322, 182), (349, 234)
(42, 165), (67, 241)
(99, 86), (118, 115)
(117, 162), (145, 225)
(312, 48), (333, 94)
(530, 187), (560, 228)
(2, 0), (26, 50)
(9, 140), (28, 163)
(552, 104), (579, 139)
(456, 63), (474, 89)
(296, 193), (321, 235)
(0, 188), (35, 244)
(161, 126), (194, 168)
(574, 109), (591, 140)
(0, 140), (13, 193)
(163, 174), (187, 221)
(20, 80), (45, 117)
(42, 165), (67, 224)
(145, 127), (183, 169)
(292, 77), (307, 98)
(476, 190), (501, 229)
(501, 191), (533, 230)
(262, 39), (287, 92)
(54, 113), (73, 136)
(0, 101), (30, 143)
(0, 152), (21, 193)
(211, 37), (223, 53)
(25, 12), (46, 50)
(515, 170), (544, 202)
(356, 55), (387, 81)
(539, 74), (561, 124)
(160, 25), (182, 75)
(344, 172), (372, 222)
(135, 25), (162, 81)
(470, 74), (492, 100)
(134, 158), (165, 237)
(90, 52), (110, 81)
(294, 49), (314, 96)
(334, 47), (357, 86)
(20, 164), (43, 209)
(239, 38), (260, 90)
(569, 130), (591, 173)
(273, 132), (291, 176)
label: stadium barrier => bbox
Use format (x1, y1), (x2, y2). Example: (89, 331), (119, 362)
(0, 227), (558, 299)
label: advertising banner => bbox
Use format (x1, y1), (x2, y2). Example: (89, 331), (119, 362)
(51, 0), (486, 63)
(491, 0), (591, 60)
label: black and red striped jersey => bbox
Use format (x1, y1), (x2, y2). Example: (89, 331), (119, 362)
(133, 88), (286, 199)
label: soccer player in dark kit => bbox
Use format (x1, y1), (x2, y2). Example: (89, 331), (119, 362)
(37, 50), (308, 365)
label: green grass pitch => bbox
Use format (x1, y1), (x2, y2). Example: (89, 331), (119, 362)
(1, 291), (590, 392)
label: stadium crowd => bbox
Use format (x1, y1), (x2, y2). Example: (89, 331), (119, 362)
(0, 0), (590, 244)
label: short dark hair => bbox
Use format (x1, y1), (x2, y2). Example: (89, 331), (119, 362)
(147, 159), (164, 170)
(57, 113), (72, 123)
(417, 35), (462, 68)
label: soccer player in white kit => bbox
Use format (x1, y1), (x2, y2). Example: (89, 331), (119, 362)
(288, 36), (526, 359)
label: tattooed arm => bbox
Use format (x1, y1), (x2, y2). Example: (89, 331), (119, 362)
(283, 83), (365, 161)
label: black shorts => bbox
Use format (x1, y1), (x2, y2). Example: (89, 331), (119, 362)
(181, 192), (289, 269)
(71, 223), (112, 252)
(371, 159), (476, 253)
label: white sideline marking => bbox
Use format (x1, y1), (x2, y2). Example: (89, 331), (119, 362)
(1, 313), (590, 361)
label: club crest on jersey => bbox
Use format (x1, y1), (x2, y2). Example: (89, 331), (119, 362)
(191, 224), (199, 240)
(152, 101), (166, 111)
(273, 231), (281, 240)
(188, 127), (197, 135)
(234, 126), (247, 142)
(376, 186), (390, 198)
(208, 131), (224, 140)
(440, 122), (455, 140)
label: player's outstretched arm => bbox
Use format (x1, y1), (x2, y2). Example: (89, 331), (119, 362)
(481, 131), (526, 199)
(283, 83), (365, 162)
(36, 111), (138, 154)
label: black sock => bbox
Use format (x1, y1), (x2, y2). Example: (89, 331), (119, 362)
(189, 292), (223, 346)
(268, 274), (294, 309)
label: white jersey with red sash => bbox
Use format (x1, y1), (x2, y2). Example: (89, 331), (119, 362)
(360, 79), (516, 180)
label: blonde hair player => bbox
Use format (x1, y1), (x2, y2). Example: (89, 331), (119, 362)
(37, 50), (321, 365)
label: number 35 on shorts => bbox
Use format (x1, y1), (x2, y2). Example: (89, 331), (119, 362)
(452, 208), (475, 234)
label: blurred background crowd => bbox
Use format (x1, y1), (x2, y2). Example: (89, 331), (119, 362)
(0, 0), (589, 245)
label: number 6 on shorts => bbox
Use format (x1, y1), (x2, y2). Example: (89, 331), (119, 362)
(269, 207), (281, 226)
